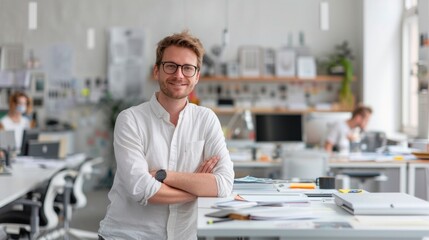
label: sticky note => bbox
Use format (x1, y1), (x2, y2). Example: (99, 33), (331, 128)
(289, 183), (316, 189)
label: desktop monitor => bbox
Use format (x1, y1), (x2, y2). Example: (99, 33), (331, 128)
(255, 114), (303, 142)
(20, 129), (40, 155)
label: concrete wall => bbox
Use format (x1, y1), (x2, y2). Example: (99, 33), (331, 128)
(362, 0), (402, 136)
(0, 0), (363, 99)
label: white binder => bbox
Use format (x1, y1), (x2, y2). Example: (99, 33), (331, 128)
(334, 192), (429, 215)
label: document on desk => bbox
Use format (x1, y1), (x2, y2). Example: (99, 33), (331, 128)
(347, 152), (416, 162)
(206, 206), (316, 221)
(355, 216), (429, 228)
(236, 194), (309, 206)
(234, 176), (273, 183)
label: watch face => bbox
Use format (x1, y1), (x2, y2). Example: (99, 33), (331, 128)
(156, 169), (166, 183)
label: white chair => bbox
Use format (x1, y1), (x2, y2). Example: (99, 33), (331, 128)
(0, 169), (71, 239)
(59, 157), (104, 240)
(282, 149), (329, 181)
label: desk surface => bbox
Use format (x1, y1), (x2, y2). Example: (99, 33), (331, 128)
(0, 153), (86, 208)
(198, 186), (429, 239)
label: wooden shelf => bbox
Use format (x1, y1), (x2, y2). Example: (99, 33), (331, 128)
(199, 75), (352, 83)
(210, 105), (353, 115)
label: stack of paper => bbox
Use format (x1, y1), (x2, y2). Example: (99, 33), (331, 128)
(206, 207), (316, 221)
(213, 200), (258, 209)
(235, 194), (309, 205)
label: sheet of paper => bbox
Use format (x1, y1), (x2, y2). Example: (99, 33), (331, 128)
(355, 216), (429, 227)
(236, 194), (309, 204)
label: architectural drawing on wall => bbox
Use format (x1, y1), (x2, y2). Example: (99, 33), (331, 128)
(276, 48), (296, 77)
(108, 27), (145, 99)
(239, 46), (262, 77)
(45, 43), (75, 114)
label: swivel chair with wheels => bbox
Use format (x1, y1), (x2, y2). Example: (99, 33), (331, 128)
(54, 157), (104, 240)
(0, 169), (71, 240)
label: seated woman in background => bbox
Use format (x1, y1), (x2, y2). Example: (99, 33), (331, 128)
(0, 91), (34, 151)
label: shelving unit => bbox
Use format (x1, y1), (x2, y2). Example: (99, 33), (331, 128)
(199, 75), (353, 83)
(210, 106), (353, 115)
(196, 75), (356, 115)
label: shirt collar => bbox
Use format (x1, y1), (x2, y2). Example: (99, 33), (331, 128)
(149, 92), (190, 120)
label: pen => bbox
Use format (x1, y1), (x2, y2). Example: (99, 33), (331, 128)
(207, 218), (234, 224)
(339, 189), (363, 193)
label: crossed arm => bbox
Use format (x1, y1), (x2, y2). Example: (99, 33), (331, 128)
(148, 156), (220, 204)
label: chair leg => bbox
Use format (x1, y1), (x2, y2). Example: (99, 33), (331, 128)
(29, 200), (40, 240)
(62, 175), (75, 240)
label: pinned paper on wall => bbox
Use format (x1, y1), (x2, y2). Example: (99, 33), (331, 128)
(87, 28), (95, 50)
(28, 2), (37, 30)
(108, 27), (145, 99)
(320, 2), (330, 31)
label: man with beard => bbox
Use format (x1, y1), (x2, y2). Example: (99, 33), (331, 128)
(324, 105), (373, 154)
(99, 31), (234, 239)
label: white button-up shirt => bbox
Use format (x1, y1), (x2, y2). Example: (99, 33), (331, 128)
(325, 121), (351, 154)
(99, 93), (234, 239)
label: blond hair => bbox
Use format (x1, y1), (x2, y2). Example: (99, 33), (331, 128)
(155, 30), (205, 69)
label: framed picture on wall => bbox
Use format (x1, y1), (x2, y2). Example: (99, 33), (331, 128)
(239, 46), (262, 77)
(30, 72), (46, 93)
(276, 48), (296, 77)
(29, 72), (46, 108)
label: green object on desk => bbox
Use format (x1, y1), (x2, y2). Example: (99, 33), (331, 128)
(207, 218), (234, 224)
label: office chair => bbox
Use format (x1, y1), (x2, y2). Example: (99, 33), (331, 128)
(53, 157), (104, 240)
(340, 131), (388, 191)
(0, 169), (72, 240)
(282, 149), (329, 181)
(360, 131), (387, 152)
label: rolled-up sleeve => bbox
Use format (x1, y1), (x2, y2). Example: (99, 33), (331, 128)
(114, 109), (161, 205)
(203, 111), (234, 197)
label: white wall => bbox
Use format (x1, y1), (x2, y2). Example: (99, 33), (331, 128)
(362, 0), (402, 136)
(0, 0), (363, 99)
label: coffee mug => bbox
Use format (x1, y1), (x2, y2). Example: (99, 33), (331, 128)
(315, 176), (336, 189)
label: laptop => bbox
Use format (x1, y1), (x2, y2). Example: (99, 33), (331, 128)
(27, 140), (60, 159)
(334, 192), (429, 215)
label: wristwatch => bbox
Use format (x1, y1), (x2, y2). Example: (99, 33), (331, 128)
(155, 169), (167, 183)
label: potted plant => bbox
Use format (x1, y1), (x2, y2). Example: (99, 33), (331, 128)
(327, 41), (355, 109)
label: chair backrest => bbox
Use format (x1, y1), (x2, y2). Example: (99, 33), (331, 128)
(72, 157), (104, 209)
(39, 169), (71, 229)
(303, 112), (351, 147)
(282, 149), (329, 181)
(360, 131), (387, 152)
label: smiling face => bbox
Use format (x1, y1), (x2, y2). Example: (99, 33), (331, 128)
(154, 46), (200, 100)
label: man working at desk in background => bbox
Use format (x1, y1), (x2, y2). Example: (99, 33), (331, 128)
(324, 105), (372, 154)
(0, 91), (35, 152)
(98, 31), (234, 239)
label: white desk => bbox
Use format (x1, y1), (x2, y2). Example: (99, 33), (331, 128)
(329, 160), (408, 193)
(408, 160), (429, 197)
(0, 153), (86, 208)
(233, 159), (408, 193)
(198, 186), (429, 240)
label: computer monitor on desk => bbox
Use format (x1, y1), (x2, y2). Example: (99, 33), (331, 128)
(255, 114), (303, 143)
(20, 129), (40, 156)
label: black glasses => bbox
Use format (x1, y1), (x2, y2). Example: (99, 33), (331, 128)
(161, 61), (199, 77)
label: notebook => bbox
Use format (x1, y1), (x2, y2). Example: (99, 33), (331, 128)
(334, 192), (429, 215)
(27, 140), (60, 159)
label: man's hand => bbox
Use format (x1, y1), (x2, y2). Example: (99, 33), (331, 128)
(195, 156), (220, 173)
